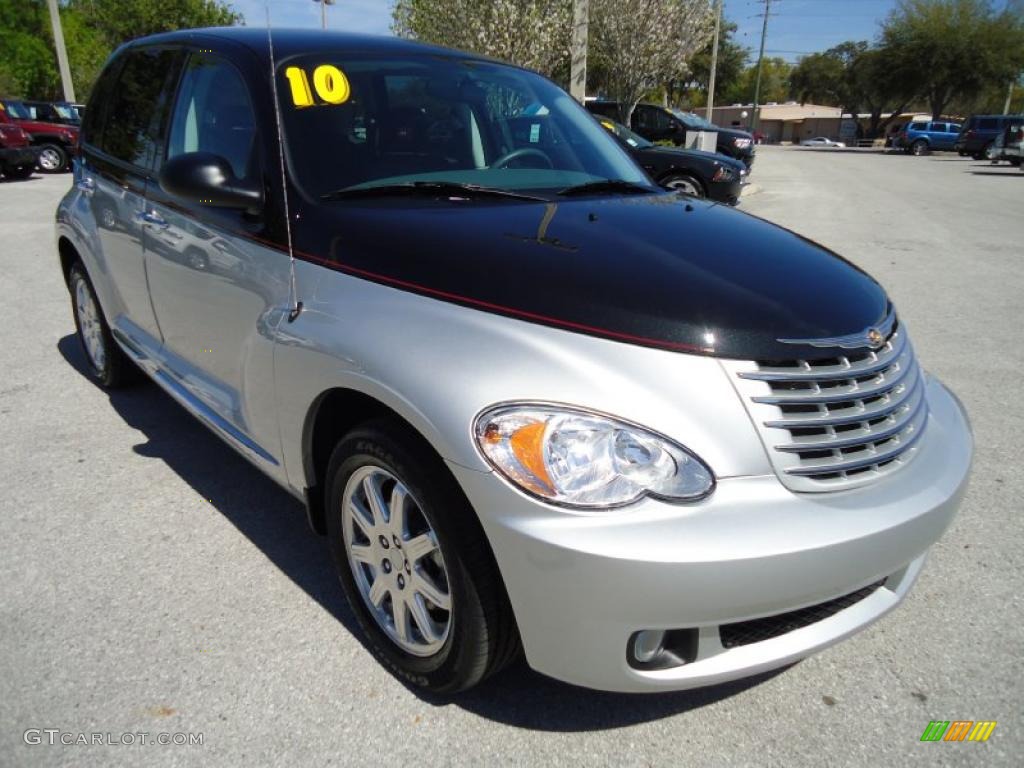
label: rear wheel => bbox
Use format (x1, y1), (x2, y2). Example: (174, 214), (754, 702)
(911, 140), (928, 156)
(68, 262), (137, 388)
(325, 421), (519, 693)
(661, 173), (705, 198)
(36, 143), (68, 172)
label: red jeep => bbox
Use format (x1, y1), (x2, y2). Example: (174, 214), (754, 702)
(0, 99), (78, 172)
(0, 120), (37, 180)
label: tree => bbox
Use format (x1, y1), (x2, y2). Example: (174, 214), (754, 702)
(789, 42), (867, 113)
(392, 0), (571, 77)
(881, 0), (1024, 120)
(724, 57), (792, 105)
(678, 19), (749, 108)
(68, 0), (241, 50)
(589, 0), (713, 123)
(0, 0), (240, 101)
(789, 41), (915, 137)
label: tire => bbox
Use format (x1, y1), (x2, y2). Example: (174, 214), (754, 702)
(325, 420), (519, 693)
(661, 173), (705, 198)
(1008, 157), (1022, 167)
(36, 143), (68, 172)
(3, 164), (34, 180)
(68, 262), (137, 388)
(984, 143), (999, 162)
(911, 140), (928, 156)
(185, 247), (208, 271)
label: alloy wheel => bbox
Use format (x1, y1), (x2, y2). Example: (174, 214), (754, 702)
(38, 147), (63, 171)
(74, 275), (106, 372)
(665, 177), (702, 197)
(341, 466), (452, 656)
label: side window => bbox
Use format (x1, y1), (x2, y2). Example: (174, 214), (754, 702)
(99, 48), (180, 168)
(910, 121), (927, 131)
(81, 58), (122, 148)
(167, 54), (257, 181)
(978, 118), (997, 130)
(650, 109), (673, 131)
(947, 124), (961, 133)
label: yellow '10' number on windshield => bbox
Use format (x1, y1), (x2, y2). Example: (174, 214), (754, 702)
(284, 65), (350, 107)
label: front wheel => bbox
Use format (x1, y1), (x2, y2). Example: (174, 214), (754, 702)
(36, 143), (68, 172)
(661, 173), (705, 198)
(3, 164), (34, 180)
(325, 421), (519, 693)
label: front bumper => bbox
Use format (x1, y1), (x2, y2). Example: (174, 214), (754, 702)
(449, 375), (971, 692)
(708, 177), (744, 206)
(0, 146), (38, 169)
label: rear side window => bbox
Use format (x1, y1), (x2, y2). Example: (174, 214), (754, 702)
(81, 59), (122, 147)
(99, 48), (181, 168)
(166, 54), (258, 181)
(947, 124), (961, 133)
(910, 122), (927, 131)
(978, 118), (997, 130)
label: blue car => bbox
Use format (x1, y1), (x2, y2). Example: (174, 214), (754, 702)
(895, 119), (963, 155)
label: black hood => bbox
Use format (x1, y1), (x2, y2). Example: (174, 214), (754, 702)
(295, 192), (888, 360)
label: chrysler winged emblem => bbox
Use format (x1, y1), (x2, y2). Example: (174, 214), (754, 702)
(778, 309), (896, 351)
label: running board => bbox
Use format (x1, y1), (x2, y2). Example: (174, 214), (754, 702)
(111, 328), (279, 467)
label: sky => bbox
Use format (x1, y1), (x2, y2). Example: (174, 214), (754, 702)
(227, 0), (1003, 64)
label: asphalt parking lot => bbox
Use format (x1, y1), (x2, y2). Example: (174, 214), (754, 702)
(1, 147), (1021, 767)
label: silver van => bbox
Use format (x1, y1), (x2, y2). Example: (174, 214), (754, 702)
(56, 28), (972, 693)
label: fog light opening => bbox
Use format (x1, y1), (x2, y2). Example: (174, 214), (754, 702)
(627, 628), (699, 671)
(633, 630), (665, 663)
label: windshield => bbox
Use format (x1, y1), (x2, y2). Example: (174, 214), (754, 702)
(596, 118), (653, 149)
(53, 104), (78, 121)
(278, 54), (649, 199)
(671, 109), (715, 130)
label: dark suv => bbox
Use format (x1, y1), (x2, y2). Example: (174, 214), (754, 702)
(587, 101), (755, 169)
(956, 114), (1024, 160)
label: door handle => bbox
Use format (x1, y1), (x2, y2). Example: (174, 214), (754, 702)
(76, 176), (96, 196)
(139, 210), (168, 228)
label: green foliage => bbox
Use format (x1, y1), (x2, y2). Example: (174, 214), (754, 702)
(683, 20), (749, 107)
(724, 57), (792, 105)
(881, 0), (1024, 119)
(0, 0), (240, 101)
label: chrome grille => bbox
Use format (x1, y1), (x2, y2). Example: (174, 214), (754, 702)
(723, 319), (929, 492)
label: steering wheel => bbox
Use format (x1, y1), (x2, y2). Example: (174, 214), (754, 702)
(490, 148), (554, 169)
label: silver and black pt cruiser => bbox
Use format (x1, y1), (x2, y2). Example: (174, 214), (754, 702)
(56, 28), (972, 693)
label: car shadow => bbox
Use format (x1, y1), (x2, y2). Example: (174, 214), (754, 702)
(0, 174), (41, 183)
(58, 333), (785, 729)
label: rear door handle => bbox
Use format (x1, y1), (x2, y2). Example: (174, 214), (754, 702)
(139, 210), (168, 228)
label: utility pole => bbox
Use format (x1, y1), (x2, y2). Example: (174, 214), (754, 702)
(705, 0), (722, 122)
(46, 0), (75, 103)
(314, 0), (335, 30)
(570, 0), (589, 104)
(751, 0), (771, 133)
(1003, 80), (1015, 115)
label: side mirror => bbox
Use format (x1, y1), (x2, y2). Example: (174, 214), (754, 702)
(159, 152), (263, 214)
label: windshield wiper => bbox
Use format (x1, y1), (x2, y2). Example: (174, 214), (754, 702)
(557, 179), (657, 197)
(321, 181), (546, 202)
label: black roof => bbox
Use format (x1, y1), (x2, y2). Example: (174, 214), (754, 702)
(122, 26), (484, 65)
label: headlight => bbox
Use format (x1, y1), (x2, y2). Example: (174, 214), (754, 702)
(711, 166), (735, 182)
(474, 405), (715, 508)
